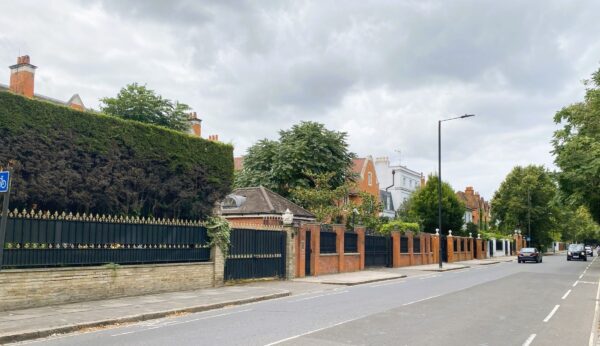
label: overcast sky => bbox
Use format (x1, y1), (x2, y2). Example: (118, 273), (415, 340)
(1, 0), (599, 199)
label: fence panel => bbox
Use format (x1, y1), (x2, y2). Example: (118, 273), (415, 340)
(320, 231), (337, 254)
(2, 212), (210, 268)
(400, 236), (409, 253)
(225, 228), (286, 280)
(344, 232), (358, 253)
(413, 237), (421, 253)
(365, 234), (391, 267)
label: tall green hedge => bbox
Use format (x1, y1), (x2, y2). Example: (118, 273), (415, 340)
(0, 91), (233, 219)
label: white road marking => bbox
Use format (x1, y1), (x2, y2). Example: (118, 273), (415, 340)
(573, 281), (579, 287)
(522, 333), (536, 346)
(579, 281), (598, 285)
(110, 309), (252, 337)
(580, 274), (584, 279)
(561, 289), (572, 300)
(369, 280), (406, 288)
(543, 305), (560, 322)
(402, 295), (441, 306)
(288, 290), (347, 303)
(264, 317), (359, 346)
(419, 275), (440, 280)
(588, 277), (600, 346)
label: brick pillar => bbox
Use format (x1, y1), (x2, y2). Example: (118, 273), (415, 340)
(311, 225), (320, 276)
(420, 233), (426, 264)
(296, 225), (306, 278)
(447, 235), (454, 263)
(391, 231), (401, 268)
(407, 232), (414, 265)
(354, 226), (366, 270)
(211, 245), (225, 287)
(284, 224), (296, 280)
(469, 237), (474, 260)
(432, 234), (439, 264)
(333, 224), (345, 273)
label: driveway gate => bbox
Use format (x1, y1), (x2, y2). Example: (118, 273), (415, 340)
(365, 234), (391, 267)
(225, 228), (286, 280)
(441, 235), (448, 262)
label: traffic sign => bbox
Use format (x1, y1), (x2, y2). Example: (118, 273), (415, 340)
(526, 237), (531, 242)
(0, 171), (9, 193)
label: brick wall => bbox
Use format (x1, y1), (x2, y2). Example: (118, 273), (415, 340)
(391, 232), (436, 268)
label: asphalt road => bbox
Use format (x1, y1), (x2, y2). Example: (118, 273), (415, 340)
(16, 254), (600, 346)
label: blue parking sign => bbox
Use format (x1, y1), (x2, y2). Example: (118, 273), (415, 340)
(0, 171), (9, 193)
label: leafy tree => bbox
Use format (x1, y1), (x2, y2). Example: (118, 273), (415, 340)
(552, 68), (600, 224)
(100, 83), (191, 132)
(379, 220), (420, 235)
(491, 165), (558, 248)
(556, 204), (599, 244)
(290, 171), (353, 223)
(406, 175), (464, 234)
(235, 121), (355, 197)
(352, 192), (384, 231)
(465, 222), (479, 237)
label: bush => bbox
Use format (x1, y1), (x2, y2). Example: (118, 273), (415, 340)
(0, 91), (233, 219)
(378, 220), (420, 235)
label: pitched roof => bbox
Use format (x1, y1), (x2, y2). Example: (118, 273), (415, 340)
(0, 83), (85, 110)
(221, 186), (316, 219)
(352, 158), (365, 175)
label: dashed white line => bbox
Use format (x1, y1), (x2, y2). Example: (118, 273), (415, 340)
(369, 280), (406, 288)
(402, 295), (441, 306)
(573, 281), (579, 287)
(561, 289), (572, 300)
(522, 333), (536, 346)
(264, 317), (359, 346)
(288, 290), (347, 303)
(579, 274), (584, 279)
(588, 277), (600, 346)
(543, 305), (560, 322)
(419, 275), (440, 280)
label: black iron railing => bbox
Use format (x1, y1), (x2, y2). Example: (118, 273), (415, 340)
(2, 211), (210, 268)
(344, 232), (358, 253)
(413, 237), (421, 253)
(320, 231), (337, 253)
(400, 236), (409, 253)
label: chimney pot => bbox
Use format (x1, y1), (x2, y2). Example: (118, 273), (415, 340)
(9, 55), (37, 98)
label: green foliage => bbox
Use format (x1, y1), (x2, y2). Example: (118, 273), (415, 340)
(379, 220), (420, 235)
(491, 165), (558, 248)
(552, 68), (600, 224)
(406, 175), (464, 234)
(0, 91), (233, 219)
(100, 83), (191, 132)
(555, 204), (599, 244)
(290, 171), (353, 222)
(465, 222), (479, 236)
(204, 216), (232, 257)
(353, 192), (384, 231)
(235, 121), (355, 197)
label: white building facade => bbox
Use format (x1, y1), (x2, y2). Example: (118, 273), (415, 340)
(374, 157), (423, 211)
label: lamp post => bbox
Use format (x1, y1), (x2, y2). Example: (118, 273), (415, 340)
(438, 114), (475, 269)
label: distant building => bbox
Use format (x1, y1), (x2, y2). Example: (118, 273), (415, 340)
(456, 186), (491, 230)
(0, 55), (85, 110)
(374, 156), (423, 211)
(379, 190), (395, 219)
(349, 156), (380, 205)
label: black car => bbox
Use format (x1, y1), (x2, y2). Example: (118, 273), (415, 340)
(567, 244), (587, 261)
(518, 247), (542, 263)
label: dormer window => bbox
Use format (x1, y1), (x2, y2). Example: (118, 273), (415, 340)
(221, 194), (246, 209)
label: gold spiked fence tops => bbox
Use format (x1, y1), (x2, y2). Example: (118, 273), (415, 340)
(7, 208), (203, 227)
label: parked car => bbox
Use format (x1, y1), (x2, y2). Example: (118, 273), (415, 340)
(585, 245), (594, 257)
(567, 244), (587, 261)
(518, 247), (543, 263)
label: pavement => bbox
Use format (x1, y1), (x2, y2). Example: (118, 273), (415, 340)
(0, 258), (528, 344)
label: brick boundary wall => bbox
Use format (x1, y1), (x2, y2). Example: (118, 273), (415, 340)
(0, 247), (223, 311)
(390, 231), (436, 268)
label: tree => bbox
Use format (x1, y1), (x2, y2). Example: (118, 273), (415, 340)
(491, 165), (558, 248)
(290, 171), (353, 223)
(406, 175), (464, 234)
(556, 204), (599, 244)
(552, 67), (600, 224)
(235, 121), (355, 197)
(100, 83), (191, 132)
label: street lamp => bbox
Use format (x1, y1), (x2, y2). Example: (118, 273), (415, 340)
(438, 114), (475, 269)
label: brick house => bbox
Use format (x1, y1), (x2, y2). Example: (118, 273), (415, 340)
(0, 55), (85, 110)
(349, 156), (380, 205)
(456, 186), (491, 230)
(220, 186), (316, 227)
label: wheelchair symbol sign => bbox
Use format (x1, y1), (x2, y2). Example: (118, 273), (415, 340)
(0, 171), (9, 193)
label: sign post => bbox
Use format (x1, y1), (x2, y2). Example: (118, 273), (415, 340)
(0, 170), (11, 271)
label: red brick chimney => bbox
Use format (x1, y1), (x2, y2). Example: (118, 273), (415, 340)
(188, 111), (202, 137)
(465, 186), (474, 196)
(9, 55), (37, 98)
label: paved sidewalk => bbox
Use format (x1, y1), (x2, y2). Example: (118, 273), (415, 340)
(397, 263), (470, 272)
(293, 270), (406, 285)
(0, 286), (290, 344)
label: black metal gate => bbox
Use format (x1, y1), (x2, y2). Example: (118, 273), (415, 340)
(305, 231), (311, 276)
(365, 234), (391, 267)
(441, 235), (448, 262)
(489, 240), (494, 257)
(225, 228), (286, 280)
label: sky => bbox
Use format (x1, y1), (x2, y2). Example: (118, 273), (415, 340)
(1, 0), (599, 200)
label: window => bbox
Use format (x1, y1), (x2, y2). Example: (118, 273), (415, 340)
(368, 172), (373, 186)
(403, 177), (406, 186)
